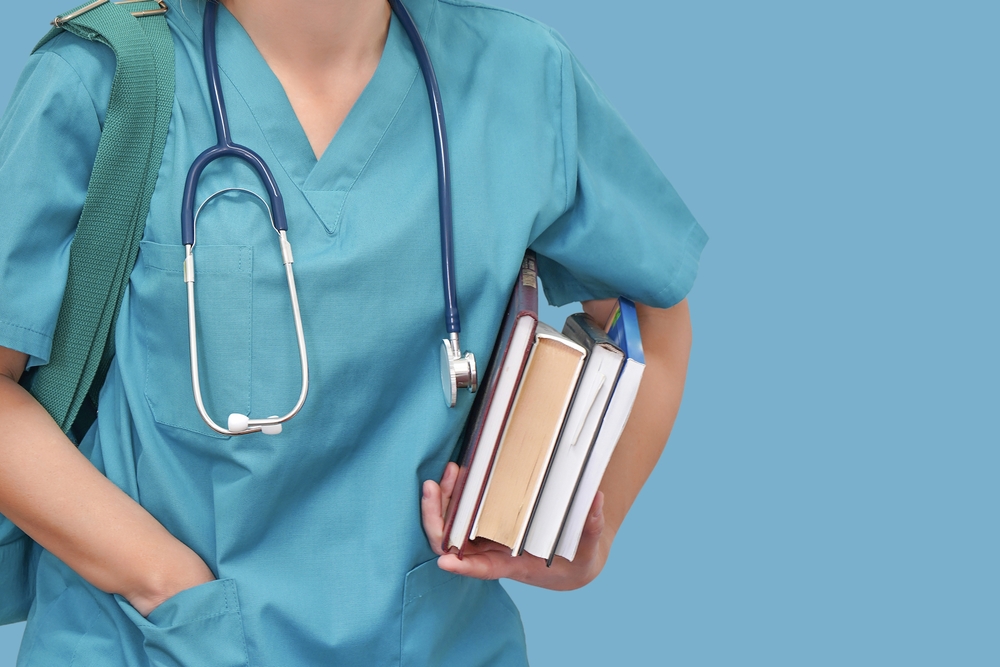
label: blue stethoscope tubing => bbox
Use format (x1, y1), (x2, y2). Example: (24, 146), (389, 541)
(183, 0), (477, 437)
(387, 0), (457, 336)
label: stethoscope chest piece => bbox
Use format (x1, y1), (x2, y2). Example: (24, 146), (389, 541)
(441, 336), (477, 408)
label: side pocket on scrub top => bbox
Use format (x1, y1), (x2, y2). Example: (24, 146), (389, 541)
(135, 241), (252, 439)
(116, 578), (249, 667)
(400, 559), (528, 667)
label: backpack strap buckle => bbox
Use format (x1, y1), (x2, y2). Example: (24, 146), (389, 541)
(52, 0), (168, 28)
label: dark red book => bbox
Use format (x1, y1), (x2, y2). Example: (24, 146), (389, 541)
(442, 252), (539, 555)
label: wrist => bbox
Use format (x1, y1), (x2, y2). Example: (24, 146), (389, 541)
(125, 548), (215, 617)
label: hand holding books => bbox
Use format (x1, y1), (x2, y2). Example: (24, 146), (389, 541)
(421, 463), (609, 590)
(419, 253), (648, 588)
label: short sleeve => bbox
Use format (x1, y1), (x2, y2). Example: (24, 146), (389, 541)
(0, 37), (110, 368)
(529, 38), (708, 308)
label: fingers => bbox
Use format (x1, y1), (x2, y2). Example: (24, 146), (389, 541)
(421, 479), (446, 555)
(438, 535), (551, 583)
(429, 474), (608, 590)
(573, 491), (605, 569)
(440, 532), (601, 590)
(438, 549), (532, 582)
(587, 491), (605, 533)
(438, 552), (494, 580)
(439, 462), (459, 517)
(421, 463), (461, 557)
(465, 538), (514, 554)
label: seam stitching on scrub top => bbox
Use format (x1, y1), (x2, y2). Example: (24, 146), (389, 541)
(122, 583), (240, 630)
(214, 66), (303, 193)
(214, 60), (419, 213)
(404, 571), (459, 606)
(246, 247), (254, 415)
(327, 69), (422, 236)
(556, 38), (570, 212)
(0, 318), (53, 340)
(206, 4), (430, 236)
(143, 262), (249, 275)
(141, 244), (253, 274)
(437, 0), (572, 211)
(137, 252), (249, 439)
(224, 580), (251, 666)
(437, 0), (554, 28)
(139, 259), (152, 435)
(148, 606), (236, 628)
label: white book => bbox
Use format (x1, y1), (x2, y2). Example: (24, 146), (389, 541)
(445, 315), (536, 551)
(443, 253), (541, 554)
(522, 314), (624, 562)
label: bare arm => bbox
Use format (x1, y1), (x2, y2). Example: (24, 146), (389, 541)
(421, 298), (692, 589)
(583, 298), (692, 567)
(0, 346), (214, 615)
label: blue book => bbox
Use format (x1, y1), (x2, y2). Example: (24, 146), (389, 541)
(605, 297), (644, 365)
(555, 298), (646, 561)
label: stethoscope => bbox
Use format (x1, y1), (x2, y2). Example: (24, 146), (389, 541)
(183, 0), (477, 437)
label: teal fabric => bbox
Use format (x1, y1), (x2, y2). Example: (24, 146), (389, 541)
(0, 537), (36, 627)
(0, 0), (706, 664)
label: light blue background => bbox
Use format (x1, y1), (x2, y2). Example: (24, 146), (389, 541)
(2, 1), (997, 665)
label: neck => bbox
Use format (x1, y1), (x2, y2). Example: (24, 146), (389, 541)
(217, 0), (392, 158)
(219, 0), (391, 70)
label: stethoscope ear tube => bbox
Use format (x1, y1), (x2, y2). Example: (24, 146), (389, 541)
(387, 0), (460, 337)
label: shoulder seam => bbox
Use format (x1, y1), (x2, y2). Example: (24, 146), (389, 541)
(436, 0), (561, 39)
(34, 43), (107, 126)
(435, 0), (573, 209)
(557, 41), (570, 211)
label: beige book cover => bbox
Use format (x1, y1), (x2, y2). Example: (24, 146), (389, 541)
(472, 323), (586, 553)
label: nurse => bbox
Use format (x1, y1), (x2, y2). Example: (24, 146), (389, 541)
(0, 0), (707, 665)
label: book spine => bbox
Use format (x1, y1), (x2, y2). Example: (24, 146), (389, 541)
(460, 324), (535, 557)
(606, 297), (644, 364)
(441, 252), (539, 555)
(511, 251), (539, 319)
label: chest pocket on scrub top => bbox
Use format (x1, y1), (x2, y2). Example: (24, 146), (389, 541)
(136, 240), (252, 438)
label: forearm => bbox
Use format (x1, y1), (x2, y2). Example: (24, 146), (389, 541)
(0, 351), (213, 614)
(582, 299), (693, 555)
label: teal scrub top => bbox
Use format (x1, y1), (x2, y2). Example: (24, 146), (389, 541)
(0, 0), (707, 665)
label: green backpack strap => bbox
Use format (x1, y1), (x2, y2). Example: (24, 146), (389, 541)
(27, 0), (175, 439)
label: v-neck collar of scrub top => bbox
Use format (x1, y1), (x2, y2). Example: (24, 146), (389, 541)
(170, 0), (434, 198)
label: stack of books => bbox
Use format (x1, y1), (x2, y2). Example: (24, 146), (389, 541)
(442, 252), (646, 564)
